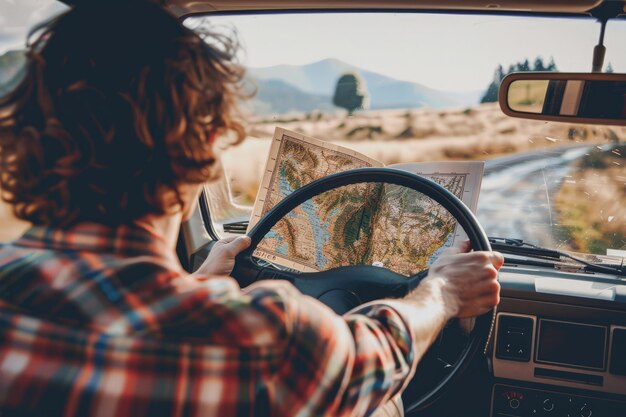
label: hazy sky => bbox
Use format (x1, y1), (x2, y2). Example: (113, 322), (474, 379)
(1, 1), (625, 92)
(204, 13), (626, 91)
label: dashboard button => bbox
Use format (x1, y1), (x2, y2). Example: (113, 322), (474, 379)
(579, 403), (593, 417)
(542, 398), (555, 412)
(495, 387), (527, 414)
(496, 315), (533, 362)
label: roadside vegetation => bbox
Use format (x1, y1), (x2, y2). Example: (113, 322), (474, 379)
(556, 144), (626, 253)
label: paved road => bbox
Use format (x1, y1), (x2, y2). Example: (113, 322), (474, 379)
(476, 144), (598, 248)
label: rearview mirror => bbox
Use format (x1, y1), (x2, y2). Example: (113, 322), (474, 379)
(499, 72), (626, 126)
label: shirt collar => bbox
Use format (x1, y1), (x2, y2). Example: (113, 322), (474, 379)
(14, 222), (181, 265)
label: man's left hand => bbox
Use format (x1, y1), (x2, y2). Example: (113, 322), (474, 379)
(194, 235), (251, 277)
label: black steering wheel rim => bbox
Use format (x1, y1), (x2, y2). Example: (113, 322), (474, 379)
(232, 167), (495, 413)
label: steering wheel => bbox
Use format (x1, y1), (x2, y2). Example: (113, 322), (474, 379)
(231, 167), (495, 413)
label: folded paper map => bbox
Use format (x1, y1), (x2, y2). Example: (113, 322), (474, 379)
(247, 128), (484, 276)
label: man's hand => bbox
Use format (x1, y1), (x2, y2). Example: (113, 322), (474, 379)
(194, 235), (251, 277)
(421, 241), (503, 319)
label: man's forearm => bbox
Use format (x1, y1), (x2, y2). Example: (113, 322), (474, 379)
(381, 276), (455, 366)
(316, 277), (455, 416)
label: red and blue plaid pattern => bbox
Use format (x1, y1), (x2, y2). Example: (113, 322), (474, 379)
(0, 223), (418, 416)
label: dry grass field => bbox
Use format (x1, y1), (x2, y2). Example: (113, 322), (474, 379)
(556, 148), (626, 253)
(222, 103), (626, 204)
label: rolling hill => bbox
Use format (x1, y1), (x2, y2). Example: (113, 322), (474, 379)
(248, 79), (334, 115)
(248, 58), (482, 114)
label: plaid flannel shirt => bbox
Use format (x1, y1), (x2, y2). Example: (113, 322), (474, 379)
(0, 223), (421, 417)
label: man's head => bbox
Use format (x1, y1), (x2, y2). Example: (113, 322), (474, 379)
(0, 1), (245, 227)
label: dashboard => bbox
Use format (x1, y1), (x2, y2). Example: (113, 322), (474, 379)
(490, 265), (626, 417)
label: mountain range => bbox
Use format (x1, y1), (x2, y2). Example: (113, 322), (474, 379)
(249, 58), (482, 115)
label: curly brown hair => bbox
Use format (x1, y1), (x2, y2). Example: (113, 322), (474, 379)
(0, 1), (246, 227)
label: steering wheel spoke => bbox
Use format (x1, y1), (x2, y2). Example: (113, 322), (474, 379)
(234, 259), (425, 313)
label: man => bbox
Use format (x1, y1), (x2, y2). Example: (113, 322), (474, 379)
(0, 2), (502, 416)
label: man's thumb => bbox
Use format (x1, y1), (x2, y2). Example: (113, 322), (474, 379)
(443, 240), (471, 256)
(225, 235), (252, 255)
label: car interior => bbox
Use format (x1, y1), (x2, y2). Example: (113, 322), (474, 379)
(2, 1), (626, 416)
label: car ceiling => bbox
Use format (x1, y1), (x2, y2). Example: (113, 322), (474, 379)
(58, 0), (626, 19)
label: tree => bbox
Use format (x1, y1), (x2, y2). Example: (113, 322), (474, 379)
(333, 72), (369, 116)
(533, 57), (546, 71)
(518, 59), (530, 72)
(495, 64), (505, 82)
(481, 56), (560, 103)
(480, 81), (500, 103)
(606, 62), (614, 73)
(480, 66), (504, 103)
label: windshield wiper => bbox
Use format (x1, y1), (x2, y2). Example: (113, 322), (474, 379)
(217, 226), (626, 276)
(488, 237), (626, 277)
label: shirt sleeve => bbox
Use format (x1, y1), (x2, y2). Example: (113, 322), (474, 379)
(245, 281), (419, 417)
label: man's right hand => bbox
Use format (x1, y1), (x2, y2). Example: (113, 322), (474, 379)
(421, 241), (503, 319)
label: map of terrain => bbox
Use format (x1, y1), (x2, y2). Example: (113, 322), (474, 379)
(365, 175), (467, 276)
(248, 128), (483, 275)
(249, 130), (381, 271)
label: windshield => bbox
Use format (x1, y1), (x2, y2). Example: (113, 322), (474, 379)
(189, 12), (626, 257)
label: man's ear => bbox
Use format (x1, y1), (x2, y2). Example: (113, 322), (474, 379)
(181, 184), (203, 222)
